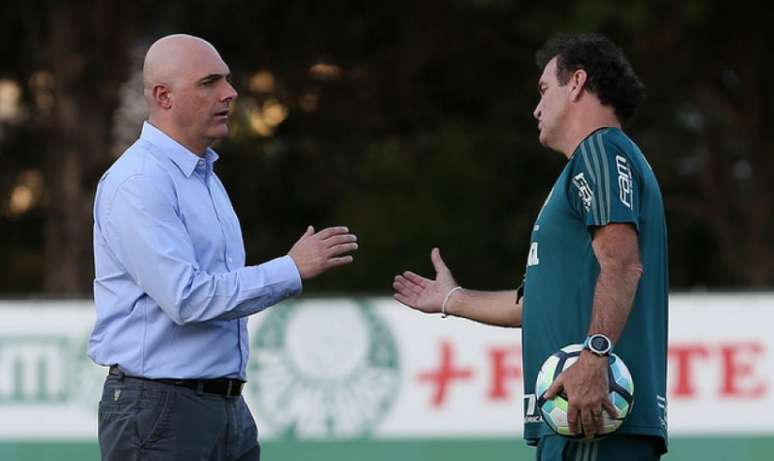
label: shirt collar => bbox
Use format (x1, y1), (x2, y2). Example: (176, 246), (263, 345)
(140, 121), (219, 177)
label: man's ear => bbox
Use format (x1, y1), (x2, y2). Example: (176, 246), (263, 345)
(152, 84), (173, 110)
(569, 69), (587, 102)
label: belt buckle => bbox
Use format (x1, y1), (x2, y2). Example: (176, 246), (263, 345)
(225, 380), (243, 398)
(230, 380), (245, 398)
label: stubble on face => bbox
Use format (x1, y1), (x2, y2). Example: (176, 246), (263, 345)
(535, 57), (566, 151)
(143, 34), (236, 154)
(173, 47), (234, 146)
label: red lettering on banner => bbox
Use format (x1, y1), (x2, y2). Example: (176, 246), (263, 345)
(488, 346), (522, 400)
(668, 342), (769, 399)
(719, 342), (767, 398)
(417, 341), (473, 407)
(668, 344), (710, 398)
(413, 341), (767, 406)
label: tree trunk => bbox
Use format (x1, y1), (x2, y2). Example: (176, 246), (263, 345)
(41, 2), (136, 294)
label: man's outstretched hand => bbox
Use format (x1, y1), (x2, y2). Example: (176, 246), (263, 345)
(393, 248), (459, 314)
(288, 226), (358, 279)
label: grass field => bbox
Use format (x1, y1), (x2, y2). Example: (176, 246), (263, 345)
(1, 436), (773, 461)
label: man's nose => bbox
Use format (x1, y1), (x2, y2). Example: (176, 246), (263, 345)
(223, 81), (238, 101)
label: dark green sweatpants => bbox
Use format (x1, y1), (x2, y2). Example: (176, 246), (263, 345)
(536, 434), (663, 461)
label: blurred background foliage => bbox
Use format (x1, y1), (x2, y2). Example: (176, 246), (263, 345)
(0, 0), (771, 295)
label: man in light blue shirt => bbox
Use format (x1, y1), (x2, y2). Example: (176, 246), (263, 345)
(90, 34), (358, 461)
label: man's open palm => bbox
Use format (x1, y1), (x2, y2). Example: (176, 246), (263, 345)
(393, 248), (458, 314)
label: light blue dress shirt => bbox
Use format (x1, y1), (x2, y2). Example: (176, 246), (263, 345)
(89, 122), (302, 380)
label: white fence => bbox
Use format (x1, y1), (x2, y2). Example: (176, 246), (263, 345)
(0, 294), (772, 440)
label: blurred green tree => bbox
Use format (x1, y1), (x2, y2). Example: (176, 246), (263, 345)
(0, 1), (148, 294)
(0, 0), (772, 295)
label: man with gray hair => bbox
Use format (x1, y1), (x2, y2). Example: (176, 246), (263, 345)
(89, 34), (358, 460)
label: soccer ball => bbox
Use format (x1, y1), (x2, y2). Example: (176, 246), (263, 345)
(535, 344), (634, 438)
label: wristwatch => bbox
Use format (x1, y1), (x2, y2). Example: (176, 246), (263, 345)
(583, 334), (612, 357)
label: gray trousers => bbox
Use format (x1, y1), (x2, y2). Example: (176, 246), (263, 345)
(98, 371), (261, 461)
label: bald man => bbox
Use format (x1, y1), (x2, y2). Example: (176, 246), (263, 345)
(89, 34), (358, 461)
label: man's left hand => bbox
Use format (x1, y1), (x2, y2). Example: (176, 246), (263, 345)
(543, 351), (618, 439)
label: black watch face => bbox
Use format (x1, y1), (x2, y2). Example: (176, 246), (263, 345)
(591, 336), (609, 352)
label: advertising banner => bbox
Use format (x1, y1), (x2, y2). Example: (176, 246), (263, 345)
(0, 294), (772, 442)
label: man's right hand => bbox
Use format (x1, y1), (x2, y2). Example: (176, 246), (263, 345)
(392, 248), (459, 314)
(288, 226), (358, 279)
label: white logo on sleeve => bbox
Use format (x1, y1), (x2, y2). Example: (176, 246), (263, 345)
(572, 173), (593, 212)
(616, 155), (633, 209)
(527, 242), (540, 266)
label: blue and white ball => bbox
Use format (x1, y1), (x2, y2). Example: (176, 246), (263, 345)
(535, 344), (634, 438)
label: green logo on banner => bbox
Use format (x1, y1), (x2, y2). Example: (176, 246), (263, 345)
(249, 300), (400, 439)
(0, 334), (105, 410)
(0, 336), (70, 403)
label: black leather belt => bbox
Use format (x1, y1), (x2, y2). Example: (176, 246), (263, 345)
(109, 365), (245, 398)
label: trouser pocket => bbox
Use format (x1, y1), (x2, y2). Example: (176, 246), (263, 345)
(98, 377), (176, 459)
(135, 382), (176, 448)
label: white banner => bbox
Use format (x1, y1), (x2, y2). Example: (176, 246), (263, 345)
(0, 294), (772, 440)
